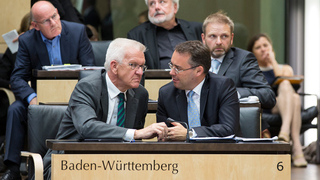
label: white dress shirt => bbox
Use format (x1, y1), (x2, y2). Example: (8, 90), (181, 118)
(105, 73), (135, 141)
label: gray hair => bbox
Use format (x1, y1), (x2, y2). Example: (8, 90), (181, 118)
(104, 38), (146, 71)
(144, 0), (179, 11)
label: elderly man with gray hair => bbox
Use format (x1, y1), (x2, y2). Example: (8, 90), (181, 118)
(42, 38), (168, 179)
(128, 0), (202, 69)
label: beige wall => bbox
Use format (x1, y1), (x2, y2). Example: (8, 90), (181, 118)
(0, 0), (30, 53)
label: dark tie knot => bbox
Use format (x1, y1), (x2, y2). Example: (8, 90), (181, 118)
(118, 93), (125, 100)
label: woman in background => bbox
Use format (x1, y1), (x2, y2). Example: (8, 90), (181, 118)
(247, 33), (307, 167)
(0, 13), (33, 144)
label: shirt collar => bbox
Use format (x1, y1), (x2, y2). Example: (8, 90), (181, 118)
(155, 18), (180, 30)
(105, 73), (127, 100)
(40, 31), (61, 43)
(211, 55), (225, 63)
(185, 78), (205, 97)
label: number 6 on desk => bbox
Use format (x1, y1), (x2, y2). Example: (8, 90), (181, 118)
(277, 161), (284, 171)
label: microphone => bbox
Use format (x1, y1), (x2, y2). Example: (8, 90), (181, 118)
(166, 117), (190, 142)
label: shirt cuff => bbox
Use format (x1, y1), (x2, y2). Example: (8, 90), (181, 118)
(27, 93), (37, 104)
(123, 129), (135, 142)
(190, 128), (197, 138)
(237, 91), (241, 99)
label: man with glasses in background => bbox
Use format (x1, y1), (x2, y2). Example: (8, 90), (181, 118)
(127, 0), (202, 69)
(156, 40), (239, 141)
(42, 38), (168, 179)
(1, 1), (94, 179)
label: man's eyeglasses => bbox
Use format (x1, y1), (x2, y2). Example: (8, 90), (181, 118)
(128, 63), (148, 72)
(34, 12), (59, 25)
(168, 62), (199, 74)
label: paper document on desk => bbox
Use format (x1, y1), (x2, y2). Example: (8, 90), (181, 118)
(189, 134), (236, 143)
(235, 136), (278, 142)
(2, 29), (19, 54)
(42, 64), (82, 71)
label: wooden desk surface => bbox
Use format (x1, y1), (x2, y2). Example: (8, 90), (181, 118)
(47, 140), (290, 154)
(33, 69), (171, 79)
(33, 69), (80, 79)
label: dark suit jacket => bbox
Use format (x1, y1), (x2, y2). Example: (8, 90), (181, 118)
(10, 20), (94, 102)
(218, 47), (276, 109)
(0, 48), (16, 89)
(157, 73), (239, 137)
(43, 70), (148, 179)
(55, 70), (149, 140)
(127, 19), (202, 69)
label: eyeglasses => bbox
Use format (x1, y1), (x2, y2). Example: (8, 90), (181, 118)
(34, 11), (59, 25)
(128, 63), (148, 72)
(168, 62), (198, 74)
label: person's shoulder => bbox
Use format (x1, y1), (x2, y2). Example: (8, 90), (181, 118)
(207, 73), (235, 86)
(230, 47), (252, 55)
(229, 47), (255, 60)
(159, 81), (176, 93)
(61, 20), (85, 29)
(19, 29), (37, 41)
(78, 70), (103, 85)
(134, 84), (148, 94)
(178, 19), (202, 27)
(128, 21), (153, 34)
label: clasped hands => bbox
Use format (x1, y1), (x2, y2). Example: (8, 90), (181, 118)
(134, 122), (187, 141)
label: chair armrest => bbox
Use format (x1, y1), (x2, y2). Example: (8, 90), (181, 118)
(21, 151), (44, 180)
(0, 87), (15, 105)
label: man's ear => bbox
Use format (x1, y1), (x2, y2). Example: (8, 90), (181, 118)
(196, 66), (204, 76)
(32, 21), (40, 31)
(110, 60), (118, 74)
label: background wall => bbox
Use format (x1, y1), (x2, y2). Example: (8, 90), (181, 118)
(0, 0), (30, 53)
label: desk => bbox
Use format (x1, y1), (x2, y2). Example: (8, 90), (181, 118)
(48, 140), (290, 180)
(33, 69), (171, 103)
(33, 70), (80, 104)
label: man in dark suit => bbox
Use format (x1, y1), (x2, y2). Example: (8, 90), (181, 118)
(157, 41), (239, 141)
(127, 0), (202, 69)
(201, 11), (276, 137)
(201, 11), (276, 110)
(1, 1), (95, 180)
(42, 38), (168, 179)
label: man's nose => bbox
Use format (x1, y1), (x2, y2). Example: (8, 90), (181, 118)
(216, 37), (222, 44)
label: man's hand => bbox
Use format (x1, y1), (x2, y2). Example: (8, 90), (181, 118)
(166, 122), (187, 141)
(29, 97), (37, 105)
(134, 122), (168, 141)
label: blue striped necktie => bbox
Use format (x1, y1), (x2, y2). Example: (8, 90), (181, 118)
(187, 91), (201, 128)
(211, 59), (221, 74)
(117, 93), (125, 127)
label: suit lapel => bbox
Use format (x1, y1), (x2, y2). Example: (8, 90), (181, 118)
(176, 89), (188, 123)
(218, 50), (234, 76)
(125, 89), (138, 128)
(180, 19), (195, 40)
(60, 21), (69, 64)
(35, 31), (50, 66)
(145, 23), (159, 68)
(200, 76), (210, 122)
(100, 71), (109, 123)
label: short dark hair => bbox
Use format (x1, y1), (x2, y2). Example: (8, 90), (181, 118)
(175, 40), (211, 74)
(247, 33), (272, 52)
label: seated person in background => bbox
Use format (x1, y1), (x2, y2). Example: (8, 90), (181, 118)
(0, 12), (34, 141)
(157, 40), (239, 141)
(247, 33), (307, 167)
(201, 11), (276, 136)
(127, 0), (202, 69)
(42, 38), (168, 179)
(1, 1), (95, 180)
(138, 9), (148, 25)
